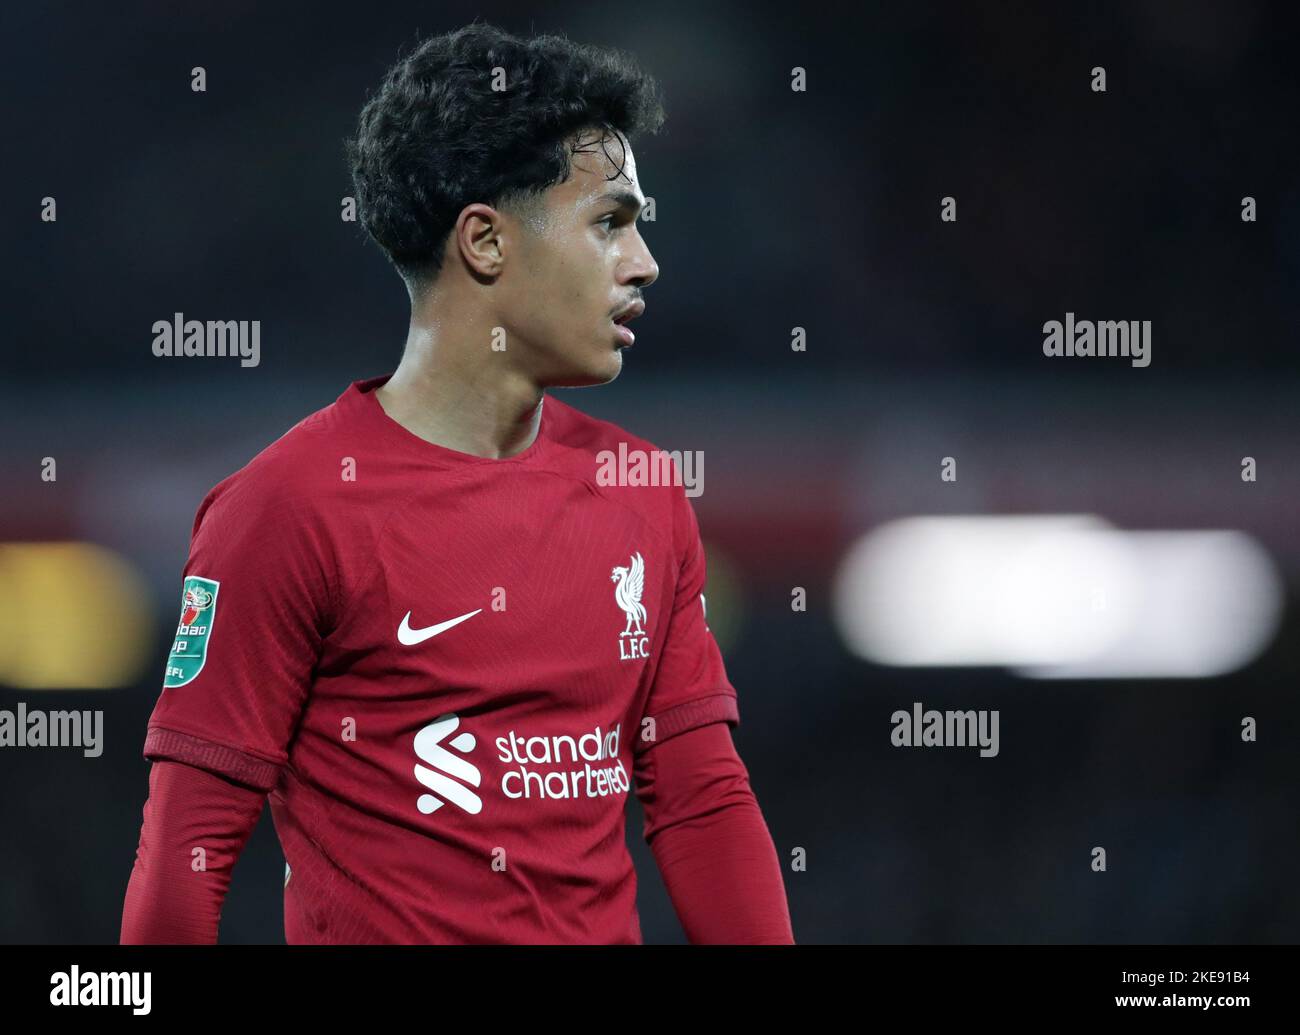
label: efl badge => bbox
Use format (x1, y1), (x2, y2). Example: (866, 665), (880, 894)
(164, 576), (220, 687)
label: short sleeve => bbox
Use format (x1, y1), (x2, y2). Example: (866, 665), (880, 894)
(142, 469), (335, 792)
(637, 487), (739, 755)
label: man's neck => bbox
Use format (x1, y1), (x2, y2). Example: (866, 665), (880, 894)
(375, 322), (545, 461)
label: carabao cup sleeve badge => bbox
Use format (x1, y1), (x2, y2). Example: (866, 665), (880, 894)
(164, 576), (221, 688)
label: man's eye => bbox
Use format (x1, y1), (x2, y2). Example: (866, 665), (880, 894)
(599, 215), (618, 229)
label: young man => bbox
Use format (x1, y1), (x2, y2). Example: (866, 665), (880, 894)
(121, 23), (793, 944)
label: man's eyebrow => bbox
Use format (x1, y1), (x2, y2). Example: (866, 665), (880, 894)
(593, 189), (644, 214)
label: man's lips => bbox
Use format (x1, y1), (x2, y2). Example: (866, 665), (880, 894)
(612, 300), (645, 324)
(611, 300), (644, 348)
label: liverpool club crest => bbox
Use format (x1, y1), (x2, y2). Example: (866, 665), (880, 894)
(611, 552), (649, 661)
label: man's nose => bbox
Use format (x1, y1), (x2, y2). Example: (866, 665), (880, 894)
(624, 234), (659, 287)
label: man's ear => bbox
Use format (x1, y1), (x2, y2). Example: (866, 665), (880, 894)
(454, 202), (508, 277)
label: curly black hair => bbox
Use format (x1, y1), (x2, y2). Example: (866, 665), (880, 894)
(346, 22), (667, 292)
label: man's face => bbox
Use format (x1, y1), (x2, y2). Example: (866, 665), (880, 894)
(499, 127), (659, 387)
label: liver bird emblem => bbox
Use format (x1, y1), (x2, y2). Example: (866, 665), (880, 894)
(611, 552), (647, 637)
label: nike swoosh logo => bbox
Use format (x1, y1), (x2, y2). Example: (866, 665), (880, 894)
(397, 609), (483, 646)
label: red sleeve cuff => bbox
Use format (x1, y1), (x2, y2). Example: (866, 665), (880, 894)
(637, 692), (739, 753)
(143, 726), (282, 793)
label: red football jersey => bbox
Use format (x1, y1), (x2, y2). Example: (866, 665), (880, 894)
(143, 374), (739, 943)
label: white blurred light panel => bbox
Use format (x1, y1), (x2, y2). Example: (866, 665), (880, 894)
(1016, 530), (1283, 679)
(832, 516), (1282, 678)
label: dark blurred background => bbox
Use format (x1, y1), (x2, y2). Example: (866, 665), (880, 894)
(1, 0), (1297, 943)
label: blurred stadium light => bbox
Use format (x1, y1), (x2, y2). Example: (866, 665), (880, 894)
(832, 516), (1283, 678)
(0, 542), (153, 689)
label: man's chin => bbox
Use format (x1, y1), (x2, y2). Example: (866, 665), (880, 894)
(547, 351), (623, 388)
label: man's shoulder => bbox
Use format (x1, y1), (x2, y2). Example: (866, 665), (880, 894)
(544, 393), (665, 459)
(195, 394), (357, 526)
(543, 394), (694, 536)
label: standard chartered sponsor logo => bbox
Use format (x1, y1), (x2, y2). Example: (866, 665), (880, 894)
(496, 721), (629, 801)
(412, 714), (630, 817)
(413, 713), (483, 815)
